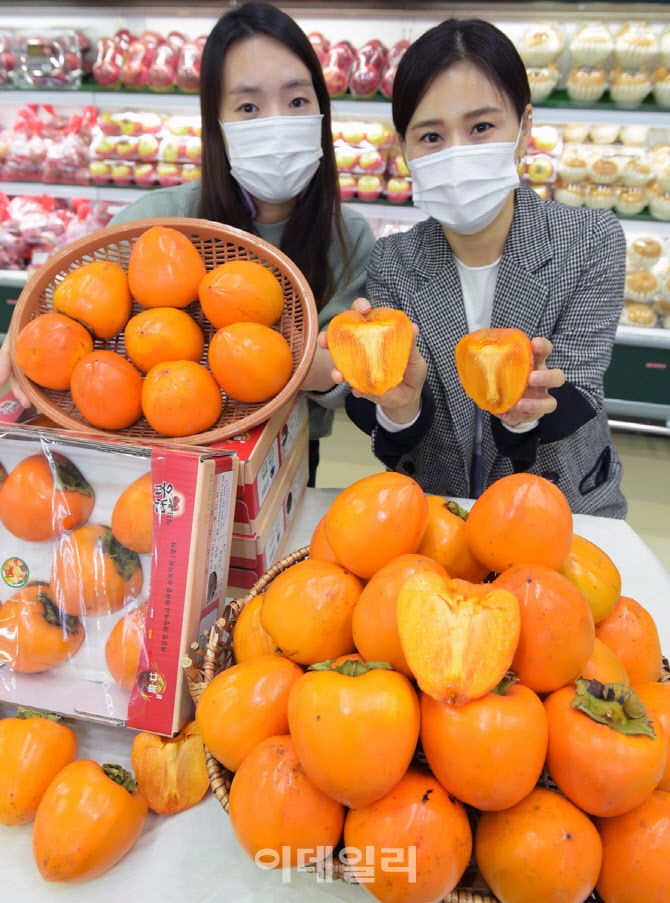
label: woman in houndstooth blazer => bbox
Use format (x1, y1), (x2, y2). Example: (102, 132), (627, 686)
(338, 18), (627, 518)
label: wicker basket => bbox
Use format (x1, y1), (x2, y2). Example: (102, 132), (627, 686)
(183, 549), (670, 903)
(9, 217), (318, 446)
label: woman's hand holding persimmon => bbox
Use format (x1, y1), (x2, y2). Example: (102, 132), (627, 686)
(498, 337), (565, 428)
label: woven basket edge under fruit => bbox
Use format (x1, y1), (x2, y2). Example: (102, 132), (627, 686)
(8, 217), (318, 446)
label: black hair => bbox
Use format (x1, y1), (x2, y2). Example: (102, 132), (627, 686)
(392, 18), (530, 139)
(199, 1), (346, 309)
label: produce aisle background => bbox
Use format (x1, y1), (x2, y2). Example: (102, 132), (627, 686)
(316, 407), (670, 573)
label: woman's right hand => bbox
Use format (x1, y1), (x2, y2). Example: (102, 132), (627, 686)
(0, 334), (31, 408)
(318, 297), (427, 425)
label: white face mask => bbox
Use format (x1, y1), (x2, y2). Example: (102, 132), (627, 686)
(220, 114), (324, 205)
(407, 120), (524, 235)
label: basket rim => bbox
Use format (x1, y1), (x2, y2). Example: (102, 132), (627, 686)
(9, 217), (318, 446)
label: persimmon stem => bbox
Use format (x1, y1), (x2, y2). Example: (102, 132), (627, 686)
(16, 706), (62, 722)
(571, 678), (657, 737)
(102, 763), (139, 793)
(309, 660), (393, 676)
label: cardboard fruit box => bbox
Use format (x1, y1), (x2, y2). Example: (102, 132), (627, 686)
(0, 425), (238, 736)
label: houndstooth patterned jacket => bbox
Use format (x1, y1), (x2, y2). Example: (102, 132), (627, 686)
(360, 182), (628, 518)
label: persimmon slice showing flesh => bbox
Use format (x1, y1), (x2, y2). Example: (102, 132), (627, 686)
(455, 327), (533, 414)
(327, 307), (413, 395)
(397, 571), (520, 705)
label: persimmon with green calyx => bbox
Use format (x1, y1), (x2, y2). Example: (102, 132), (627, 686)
(33, 760), (148, 882)
(0, 451), (95, 542)
(559, 533), (622, 623)
(455, 327), (533, 414)
(417, 497), (489, 583)
(0, 707), (78, 825)
(287, 658), (420, 809)
(397, 570), (521, 706)
(0, 582), (84, 672)
(544, 678), (668, 817)
(421, 676), (549, 811)
(130, 721), (210, 815)
(327, 306), (414, 396)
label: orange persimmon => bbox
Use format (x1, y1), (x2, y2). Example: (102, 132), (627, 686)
(128, 225), (206, 308)
(52, 260), (132, 340)
(0, 451), (95, 542)
(124, 307), (204, 374)
(232, 593), (284, 664)
(327, 306), (413, 396)
(111, 472), (153, 555)
(105, 604), (147, 691)
(14, 312), (93, 390)
(455, 327), (533, 414)
(494, 564), (595, 694)
(634, 682), (670, 792)
(130, 721), (209, 815)
(581, 637), (629, 686)
(397, 570), (521, 705)
(323, 471), (429, 580)
(352, 553), (449, 677)
(208, 321), (293, 403)
(417, 496), (489, 582)
(198, 259), (284, 329)
(595, 595), (663, 685)
(559, 533), (622, 623)
(0, 709), (78, 825)
(229, 735), (344, 868)
(70, 350), (143, 431)
(33, 759), (148, 882)
(308, 514), (340, 564)
(475, 787), (603, 903)
(465, 472), (573, 573)
(141, 359), (223, 437)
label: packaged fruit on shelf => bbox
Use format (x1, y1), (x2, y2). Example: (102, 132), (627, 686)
(320, 36), (408, 99)
(338, 172), (385, 202)
(0, 425), (238, 736)
(0, 28), (82, 89)
(92, 28), (203, 93)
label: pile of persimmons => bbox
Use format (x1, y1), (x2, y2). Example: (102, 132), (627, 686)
(194, 470), (669, 903)
(14, 225), (293, 437)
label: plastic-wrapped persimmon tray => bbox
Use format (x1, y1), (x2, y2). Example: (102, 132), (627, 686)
(8, 217), (318, 445)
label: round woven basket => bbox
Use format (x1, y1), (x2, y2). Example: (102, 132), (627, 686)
(9, 217), (318, 446)
(183, 550), (670, 903)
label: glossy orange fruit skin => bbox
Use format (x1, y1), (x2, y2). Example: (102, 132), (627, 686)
(581, 637), (629, 686)
(141, 359), (223, 437)
(465, 472), (573, 573)
(475, 787), (603, 903)
(208, 321), (293, 403)
(544, 683), (668, 817)
(287, 666), (420, 809)
(323, 472), (429, 580)
(52, 260), (132, 339)
(0, 451), (95, 542)
(111, 472), (153, 555)
(260, 559), (363, 665)
(195, 655), (303, 772)
(124, 307), (204, 374)
(232, 593), (284, 664)
(308, 514), (340, 564)
(105, 604), (147, 690)
(559, 533), (622, 623)
(595, 790), (670, 903)
(70, 350), (144, 430)
(33, 759), (148, 882)
(229, 735), (344, 868)
(50, 524), (144, 617)
(0, 715), (78, 825)
(421, 682), (548, 811)
(455, 327), (534, 415)
(595, 595), (663, 685)
(353, 554), (449, 678)
(417, 496), (489, 582)
(0, 582), (84, 673)
(15, 312), (94, 390)
(198, 260), (284, 329)
(130, 721), (210, 815)
(128, 225), (206, 308)
(494, 564), (595, 694)
(633, 682), (670, 792)
(343, 767), (472, 903)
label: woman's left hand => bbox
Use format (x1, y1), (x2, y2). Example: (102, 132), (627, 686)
(498, 336), (565, 427)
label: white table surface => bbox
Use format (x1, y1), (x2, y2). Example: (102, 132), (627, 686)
(3, 487), (670, 903)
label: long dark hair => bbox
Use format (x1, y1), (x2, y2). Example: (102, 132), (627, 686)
(392, 18), (530, 139)
(199, 1), (345, 309)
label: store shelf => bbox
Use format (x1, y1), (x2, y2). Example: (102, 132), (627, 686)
(0, 87), (200, 110)
(0, 270), (27, 288)
(0, 180), (158, 202)
(615, 325), (670, 349)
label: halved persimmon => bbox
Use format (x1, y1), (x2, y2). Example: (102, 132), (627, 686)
(14, 312), (93, 390)
(455, 327), (533, 414)
(128, 225), (206, 308)
(124, 307), (204, 375)
(70, 350), (143, 431)
(52, 261), (132, 340)
(198, 260), (284, 329)
(141, 360), (222, 437)
(397, 570), (521, 705)
(327, 306), (413, 396)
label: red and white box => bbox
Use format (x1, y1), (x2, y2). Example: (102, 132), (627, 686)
(0, 425), (238, 736)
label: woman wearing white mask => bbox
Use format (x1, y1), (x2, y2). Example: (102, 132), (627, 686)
(326, 18), (627, 517)
(0, 2), (375, 488)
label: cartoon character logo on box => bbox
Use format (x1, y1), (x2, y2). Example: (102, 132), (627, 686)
(137, 666), (167, 700)
(153, 480), (184, 518)
(2, 556), (29, 588)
